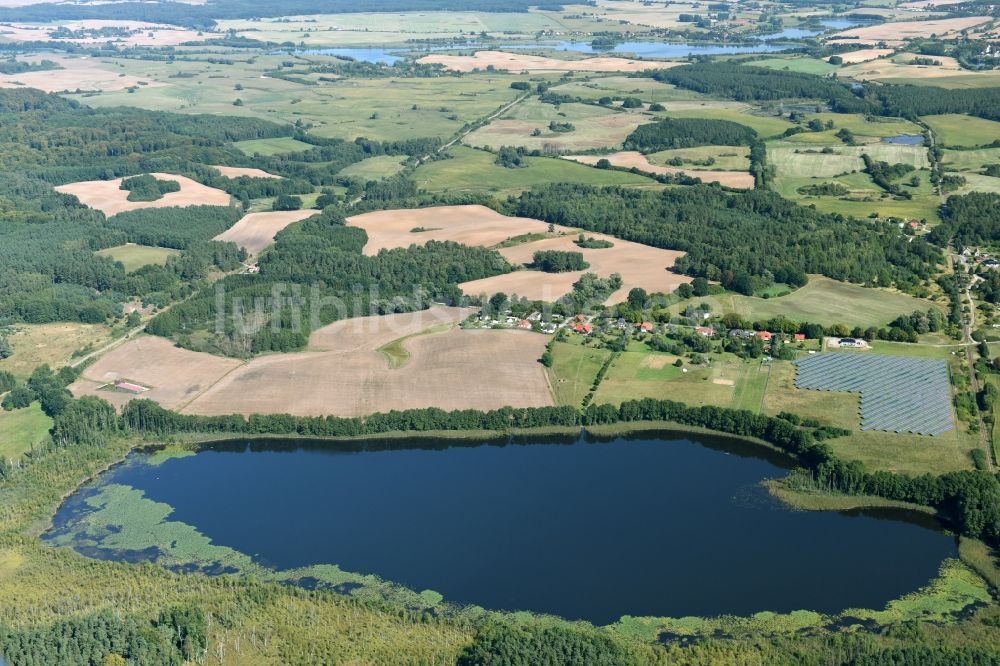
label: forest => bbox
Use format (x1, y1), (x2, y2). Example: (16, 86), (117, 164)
(624, 117), (757, 151)
(929, 192), (1000, 248)
(506, 184), (941, 294)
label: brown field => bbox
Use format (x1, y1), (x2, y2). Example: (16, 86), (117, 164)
(210, 166), (281, 179)
(830, 16), (991, 44)
(0, 21), (208, 46)
(0, 55), (166, 93)
(69, 336), (243, 411)
(460, 233), (690, 303)
(184, 328), (552, 417)
(214, 210), (317, 255)
(564, 152), (754, 189)
(839, 58), (992, 82)
(416, 50), (670, 72)
(0, 323), (112, 378)
(55, 173), (232, 216)
(308, 305), (472, 352)
(347, 205), (567, 255)
(836, 48), (895, 64)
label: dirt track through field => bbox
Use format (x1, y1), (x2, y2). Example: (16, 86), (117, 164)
(564, 152), (755, 189)
(55, 173), (232, 216)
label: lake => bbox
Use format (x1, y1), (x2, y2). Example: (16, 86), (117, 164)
(46, 431), (957, 625)
(883, 134), (925, 145)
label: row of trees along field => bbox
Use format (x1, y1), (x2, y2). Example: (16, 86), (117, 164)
(624, 117), (757, 151)
(41, 393), (1000, 544)
(504, 184), (941, 294)
(651, 62), (1000, 122)
(144, 207), (511, 355)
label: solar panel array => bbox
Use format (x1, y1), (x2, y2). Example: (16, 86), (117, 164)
(794, 353), (954, 437)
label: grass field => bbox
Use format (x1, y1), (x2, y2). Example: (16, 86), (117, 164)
(464, 100), (646, 152)
(801, 113), (923, 139)
(233, 137), (313, 156)
(940, 147), (1000, 172)
(0, 323), (112, 379)
(412, 145), (656, 195)
(337, 155), (408, 181)
(652, 105), (795, 139)
(0, 403), (52, 461)
(924, 114), (1000, 148)
(762, 360), (975, 474)
(547, 76), (705, 103)
(672, 277), (942, 327)
(546, 340), (612, 406)
(95, 244), (180, 272)
(749, 56), (839, 75)
(647, 145), (750, 171)
(769, 142), (930, 179)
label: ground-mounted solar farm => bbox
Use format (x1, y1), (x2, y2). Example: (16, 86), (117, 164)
(794, 353), (954, 437)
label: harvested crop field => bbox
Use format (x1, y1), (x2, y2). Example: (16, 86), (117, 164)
(308, 305), (472, 352)
(214, 210), (317, 255)
(69, 336), (243, 411)
(416, 50), (667, 72)
(465, 114), (643, 152)
(347, 205), (565, 255)
(0, 55), (166, 93)
(830, 16), (991, 44)
(460, 233), (690, 304)
(55, 173), (231, 216)
(210, 166), (280, 179)
(183, 328), (552, 417)
(564, 152), (754, 189)
(836, 49), (894, 64)
(0, 21), (206, 46)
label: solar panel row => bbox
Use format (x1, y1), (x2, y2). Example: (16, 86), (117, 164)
(793, 353), (954, 437)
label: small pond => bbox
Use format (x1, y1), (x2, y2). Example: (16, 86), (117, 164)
(883, 134), (926, 145)
(46, 431), (957, 624)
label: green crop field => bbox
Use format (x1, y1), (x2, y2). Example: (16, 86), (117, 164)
(337, 155), (408, 181)
(749, 56), (839, 76)
(925, 114), (1000, 148)
(412, 145), (657, 195)
(0, 403), (52, 461)
(681, 277), (942, 328)
(95, 244), (181, 273)
(647, 145), (750, 171)
(234, 137), (313, 156)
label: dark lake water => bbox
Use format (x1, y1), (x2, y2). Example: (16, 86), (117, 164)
(48, 432), (957, 624)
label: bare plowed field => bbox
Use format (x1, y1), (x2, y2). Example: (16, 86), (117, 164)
(214, 210), (317, 255)
(0, 55), (167, 93)
(55, 173), (231, 216)
(460, 234), (689, 303)
(831, 16), (991, 44)
(416, 50), (668, 72)
(564, 152), (754, 189)
(347, 205), (566, 255)
(69, 336), (243, 411)
(182, 328), (552, 417)
(308, 306), (472, 352)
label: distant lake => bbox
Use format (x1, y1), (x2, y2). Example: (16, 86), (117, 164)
(883, 134), (925, 145)
(47, 431), (957, 624)
(298, 47), (403, 64)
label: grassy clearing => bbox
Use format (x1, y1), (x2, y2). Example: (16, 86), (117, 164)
(801, 112), (923, 139)
(0, 404), (52, 461)
(412, 145), (656, 195)
(95, 244), (180, 272)
(594, 352), (749, 408)
(546, 339), (611, 407)
(0, 323), (113, 379)
(762, 361), (975, 475)
(647, 145), (750, 171)
(684, 277), (942, 328)
(234, 137), (312, 156)
(337, 155), (408, 181)
(730, 362), (770, 413)
(924, 114), (1000, 148)
(941, 147), (1000, 172)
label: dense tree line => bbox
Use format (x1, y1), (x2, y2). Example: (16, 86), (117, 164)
(532, 250), (589, 273)
(105, 206), (242, 250)
(457, 621), (633, 666)
(624, 117), (757, 151)
(119, 174), (180, 202)
(929, 192), (1000, 248)
(0, 605), (206, 666)
(504, 184), (940, 294)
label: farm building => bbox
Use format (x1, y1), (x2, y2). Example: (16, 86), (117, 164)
(695, 326), (715, 337)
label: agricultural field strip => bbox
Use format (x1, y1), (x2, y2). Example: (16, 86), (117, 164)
(794, 353), (954, 435)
